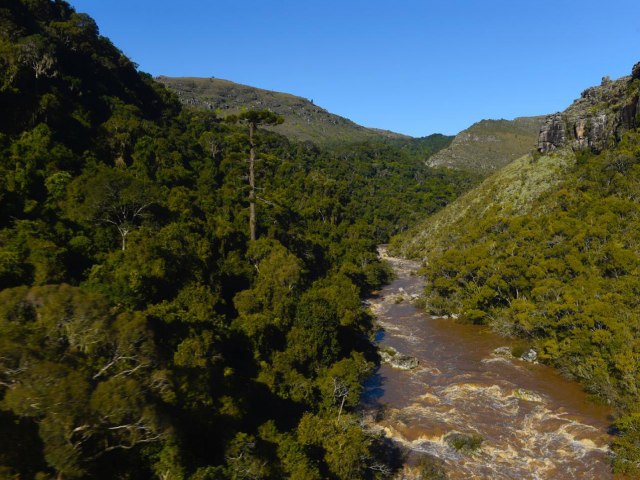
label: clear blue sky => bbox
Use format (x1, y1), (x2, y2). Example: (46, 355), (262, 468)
(69, 0), (639, 137)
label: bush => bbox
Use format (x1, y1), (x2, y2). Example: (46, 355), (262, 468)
(444, 432), (483, 452)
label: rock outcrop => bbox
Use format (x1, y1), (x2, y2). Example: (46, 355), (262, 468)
(537, 114), (565, 152)
(512, 388), (543, 402)
(492, 346), (513, 358)
(380, 346), (419, 370)
(537, 62), (640, 153)
(520, 349), (538, 363)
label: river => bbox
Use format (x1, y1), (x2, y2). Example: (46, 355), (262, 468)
(362, 251), (613, 479)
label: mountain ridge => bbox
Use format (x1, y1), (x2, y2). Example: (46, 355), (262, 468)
(426, 115), (546, 174)
(156, 76), (411, 146)
(395, 62), (640, 260)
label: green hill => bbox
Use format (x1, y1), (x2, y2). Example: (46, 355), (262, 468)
(425, 116), (546, 174)
(395, 66), (640, 261)
(393, 149), (576, 260)
(157, 76), (411, 146)
(0, 2), (474, 478)
(392, 61), (640, 475)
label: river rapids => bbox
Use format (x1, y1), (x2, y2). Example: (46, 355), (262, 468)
(362, 251), (613, 479)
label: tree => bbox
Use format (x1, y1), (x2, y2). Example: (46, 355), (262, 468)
(65, 166), (159, 251)
(226, 110), (284, 241)
(0, 285), (163, 477)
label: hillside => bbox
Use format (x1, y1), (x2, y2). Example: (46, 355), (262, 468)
(392, 61), (640, 475)
(395, 65), (640, 261)
(157, 76), (411, 146)
(392, 149), (576, 260)
(0, 2), (478, 478)
(426, 116), (546, 174)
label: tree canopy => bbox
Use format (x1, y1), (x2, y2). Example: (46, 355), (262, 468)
(0, 1), (473, 478)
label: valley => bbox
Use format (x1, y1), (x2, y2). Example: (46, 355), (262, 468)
(1, 1), (640, 478)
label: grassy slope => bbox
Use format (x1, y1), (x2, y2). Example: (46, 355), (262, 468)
(426, 116), (546, 174)
(392, 149), (576, 261)
(156, 76), (410, 146)
(393, 67), (640, 261)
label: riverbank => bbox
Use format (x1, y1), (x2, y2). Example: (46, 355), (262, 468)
(363, 251), (613, 479)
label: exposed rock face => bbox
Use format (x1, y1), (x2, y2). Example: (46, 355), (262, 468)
(537, 61), (640, 153)
(620, 95), (640, 128)
(537, 114), (565, 152)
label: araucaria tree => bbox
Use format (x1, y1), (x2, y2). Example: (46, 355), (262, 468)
(227, 110), (284, 241)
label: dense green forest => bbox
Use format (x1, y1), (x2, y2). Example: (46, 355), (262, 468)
(0, 1), (475, 478)
(399, 119), (640, 472)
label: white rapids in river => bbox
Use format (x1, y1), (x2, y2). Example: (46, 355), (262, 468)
(362, 250), (613, 479)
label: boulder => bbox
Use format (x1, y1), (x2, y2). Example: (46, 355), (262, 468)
(520, 348), (538, 363)
(632, 61), (640, 80)
(513, 388), (543, 402)
(380, 346), (419, 370)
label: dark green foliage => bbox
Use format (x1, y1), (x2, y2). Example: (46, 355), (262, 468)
(0, 1), (473, 477)
(412, 454), (447, 480)
(444, 432), (484, 452)
(612, 413), (640, 476)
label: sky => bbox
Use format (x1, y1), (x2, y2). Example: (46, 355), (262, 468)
(68, 0), (640, 137)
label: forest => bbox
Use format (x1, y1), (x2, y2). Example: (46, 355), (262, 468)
(0, 1), (476, 478)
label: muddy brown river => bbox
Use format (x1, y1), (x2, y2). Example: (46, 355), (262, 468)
(363, 252), (613, 479)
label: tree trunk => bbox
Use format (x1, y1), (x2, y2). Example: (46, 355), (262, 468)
(248, 122), (256, 241)
(338, 394), (346, 420)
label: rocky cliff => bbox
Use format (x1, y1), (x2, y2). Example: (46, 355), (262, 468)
(538, 62), (640, 153)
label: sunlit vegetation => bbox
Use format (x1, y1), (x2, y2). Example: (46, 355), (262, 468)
(0, 1), (474, 477)
(400, 129), (640, 473)
(157, 76), (454, 150)
(426, 116), (545, 174)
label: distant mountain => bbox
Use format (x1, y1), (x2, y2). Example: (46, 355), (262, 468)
(426, 116), (546, 174)
(156, 76), (410, 146)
